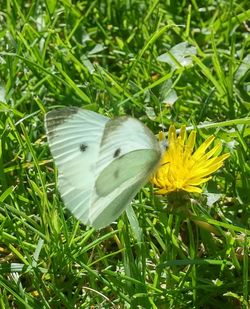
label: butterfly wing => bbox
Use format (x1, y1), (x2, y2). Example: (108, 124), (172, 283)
(89, 117), (162, 228)
(45, 107), (109, 226)
(90, 149), (161, 229)
(45, 108), (161, 229)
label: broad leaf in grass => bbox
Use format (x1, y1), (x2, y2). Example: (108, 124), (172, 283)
(159, 79), (178, 106)
(157, 42), (197, 70)
(235, 54), (250, 83)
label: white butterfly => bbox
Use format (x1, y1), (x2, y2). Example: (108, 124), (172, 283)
(45, 107), (162, 229)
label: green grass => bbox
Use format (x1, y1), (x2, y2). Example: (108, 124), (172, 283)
(0, 0), (250, 308)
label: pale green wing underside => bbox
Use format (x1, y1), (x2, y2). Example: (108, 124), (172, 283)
(90, 178), (145, 229)
(88, 149), (160, 229)
(96, 149), (159, 197)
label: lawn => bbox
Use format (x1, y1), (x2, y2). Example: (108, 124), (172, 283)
(0, 0), (250, 308)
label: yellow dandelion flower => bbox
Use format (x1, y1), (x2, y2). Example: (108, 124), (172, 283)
(151, 125), (230, 194)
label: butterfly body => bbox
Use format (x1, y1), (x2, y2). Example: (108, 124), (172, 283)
(45, 107), (161, 229)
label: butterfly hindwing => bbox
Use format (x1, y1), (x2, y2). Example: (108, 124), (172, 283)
(95, 149), (159, 197)
(89, 149), (161, 229)
(90, 177), (145, 229)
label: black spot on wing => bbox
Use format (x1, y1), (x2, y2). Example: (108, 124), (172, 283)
(80, 143), (88, 152)
(113, 148), (121, 158)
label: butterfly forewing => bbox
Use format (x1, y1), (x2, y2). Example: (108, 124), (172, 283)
(45, 108), (109, 225)
(94, 117), (160, 174)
